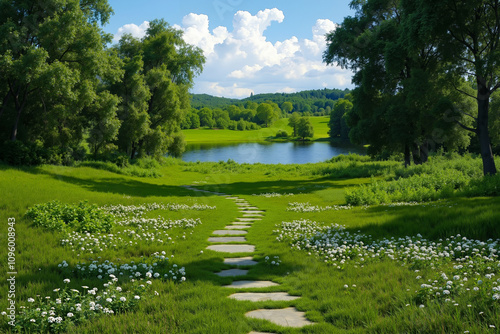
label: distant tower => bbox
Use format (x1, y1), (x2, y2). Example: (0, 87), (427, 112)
(250, 92), (254, 97)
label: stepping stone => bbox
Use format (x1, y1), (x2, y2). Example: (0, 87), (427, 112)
(229, 292), (300, 302)
(208, 237), (246, 242)
(240, 207), (259, 210)
(245, 307), (314, 328)
(237, 218), (262, 222)
(225, 225), (251, 229)
(243, 214), (264, 217)
(224, 257), (258, 266)
(226, 197), (239, 200)
(223, 281), (279, 289)
(207, 245), (255, 253)
(236, 203), (251, 206)
(213, 230), (248, 235)
(215, 269), (249, 277)
(231, 221), (254, 225)
(234, 199), (247, 202)
(239, 210), (264, 214)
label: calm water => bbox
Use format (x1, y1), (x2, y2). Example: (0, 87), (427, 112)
(181, 142), (365, 164)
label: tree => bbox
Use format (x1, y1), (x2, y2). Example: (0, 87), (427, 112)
(112, 21), (205, 158)
(281, 101), (293, 114)
(329, 98), (352, 141)
(87, 91), (121, 158)
(404, 0), (500, 175)
(297, 117), (314, 140)
(199, 108), (214, 128)
(0, 0), (121, 151)
(324, 0), (471, 165)
(288, 112), (301, 137)
(256, 103), (278, 127)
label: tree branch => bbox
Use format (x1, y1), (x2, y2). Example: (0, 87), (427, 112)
(456, 120), (477, 133)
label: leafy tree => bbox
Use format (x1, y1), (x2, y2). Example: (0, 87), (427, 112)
(297, 117), (314, 140)
(288, 112), (301, 137)
(329, 98), (352, 141)
(214, 108), (230, 129)
(281, 101), (293, 114)
(0, 0), (122, 152)
(87, 91), (121, 158)
(256, 103), (278, 127)
(403, 0), (500, 175)
(199, 107), (214, 128)
(111, 20), (204, 159)
(324, 0), (471, 166)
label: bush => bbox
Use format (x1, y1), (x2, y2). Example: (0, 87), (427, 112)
(25, 201), (114, 233)
(275, 130), (289, 138)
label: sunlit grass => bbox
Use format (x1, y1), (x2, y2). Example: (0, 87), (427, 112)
(1, 159), (499, 333)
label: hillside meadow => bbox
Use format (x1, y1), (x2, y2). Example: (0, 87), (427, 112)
(183, 117), (330, 144)
(1, 155), (500, 333)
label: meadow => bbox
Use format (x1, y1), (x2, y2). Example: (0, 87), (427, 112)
(183, 117), (330, 144)
(1, 155), (500, 333)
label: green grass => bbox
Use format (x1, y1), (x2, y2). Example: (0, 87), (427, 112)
(1, 158), (499, 333)
(183, 117), (330, 144)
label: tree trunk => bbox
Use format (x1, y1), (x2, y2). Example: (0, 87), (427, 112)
(10, 103), (24, 141)
(404, 144), (411, 168)
(130, 143), (137, 160)
(477, 87), (497, 175)
(412, 142), (422, 165)
(420, 143), (429, 164)
(0, 91), (11, 120)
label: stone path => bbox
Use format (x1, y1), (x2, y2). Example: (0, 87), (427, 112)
(186, 186), (315, 332)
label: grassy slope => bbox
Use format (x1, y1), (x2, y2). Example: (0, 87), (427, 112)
(1, 162), (499, 333)
(183, 117), (330, 144)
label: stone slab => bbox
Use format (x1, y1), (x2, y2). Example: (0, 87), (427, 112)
(213, 230), (248, 235)
(208, 236), (247, 242)
(224, 257), (258, 266)
(240, 207), (259, 210)
(223, 280), (279, 289)
(226, 197), (239, 200)
(215, 269), (249, 277)
(236, 203), (251, 206)
(225, 225), (251, 229)
(243, 214), (264, 217)
(245, 307), (314, 328)
(239, 210), (264, 214)
(229, 292), (300, 302)
(206, 245), (255, 253)
(237, 218), (262, 222)
(231, 222), (254, 225)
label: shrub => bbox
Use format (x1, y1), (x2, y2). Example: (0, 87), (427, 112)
(275, 130), (289, 138)
(25, 201), (114, 233)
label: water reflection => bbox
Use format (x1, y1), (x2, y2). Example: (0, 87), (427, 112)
(180, 142), (365, 164)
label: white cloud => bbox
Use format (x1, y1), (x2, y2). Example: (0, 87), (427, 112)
(114, 9), (352, 98)
(113, 21), (150, 43)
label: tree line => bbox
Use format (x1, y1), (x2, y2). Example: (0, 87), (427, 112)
(324, 0), (500, 175)
(0, 0), (204, 165)
(191, 88), (350, 115)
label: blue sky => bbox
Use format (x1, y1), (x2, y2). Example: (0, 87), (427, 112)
(104, 1), (355, 98)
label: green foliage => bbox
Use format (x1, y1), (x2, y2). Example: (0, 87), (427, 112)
(345, 155), (500, 205)
(25, 201), (114, 233)
(329, 98), (352, 140)
(296, 117), (314, 139)
(275, 129), (289, 138)
(190, 88), (350, 114)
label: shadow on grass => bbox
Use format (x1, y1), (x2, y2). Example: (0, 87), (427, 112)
(198, 177), (360, 196)
(346, 197), (500, 241)
(21, 166), (206, 198)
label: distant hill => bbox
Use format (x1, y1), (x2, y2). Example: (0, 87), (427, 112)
(190, 88), (350, 113)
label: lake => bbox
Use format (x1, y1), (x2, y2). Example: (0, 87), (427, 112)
(181, 142), (365, 164)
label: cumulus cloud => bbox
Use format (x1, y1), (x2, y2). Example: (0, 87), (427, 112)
(114, 9), (351, 98)
(113, 21), (150, 43)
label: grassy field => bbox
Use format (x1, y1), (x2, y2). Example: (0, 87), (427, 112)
(183, 117), (330, 144)
(1, 158), (500, 333)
